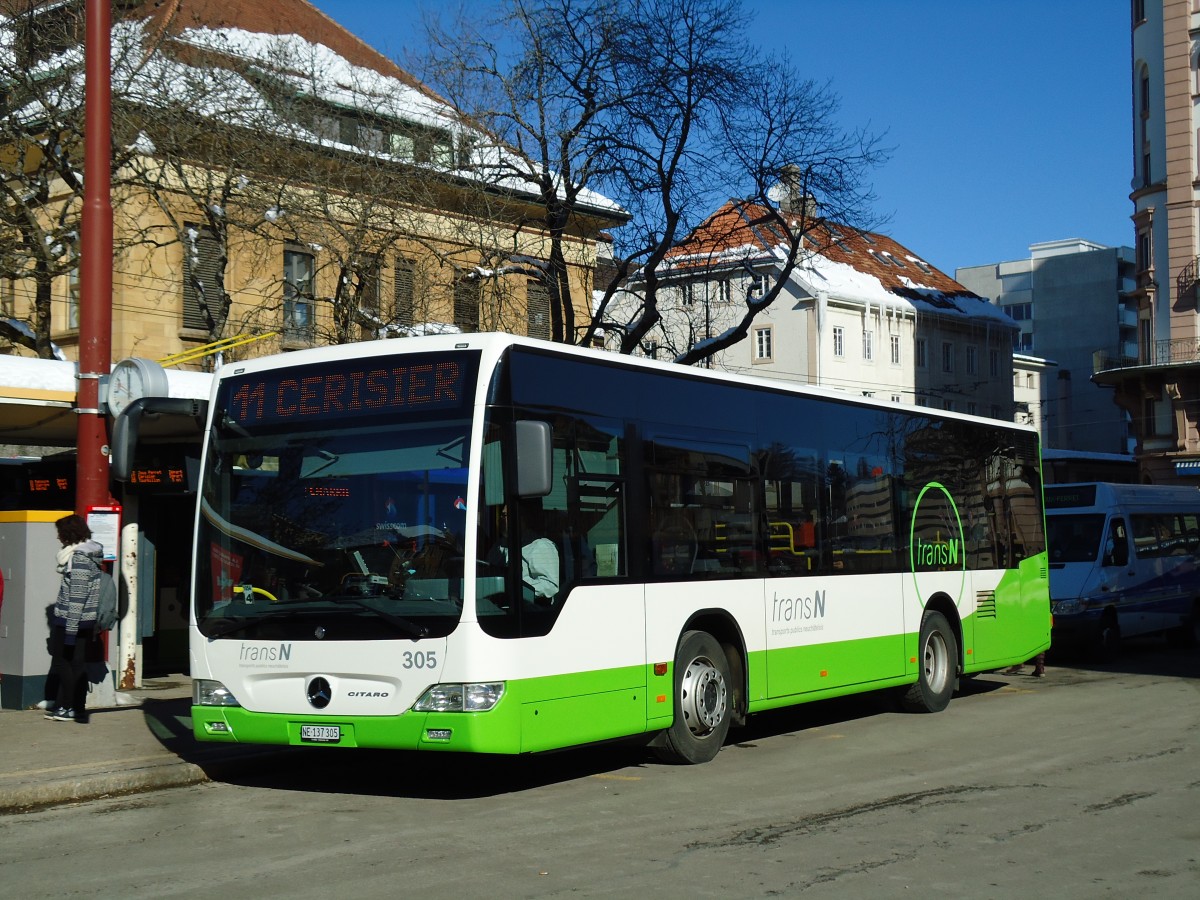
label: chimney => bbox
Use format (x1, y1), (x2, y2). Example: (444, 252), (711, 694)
(778, 164), (817, 219)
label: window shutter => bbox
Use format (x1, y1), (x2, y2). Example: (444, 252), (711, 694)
(527, 279), (550, 339)
(182, 225), (223, 331)
(394, 257), (414, 327)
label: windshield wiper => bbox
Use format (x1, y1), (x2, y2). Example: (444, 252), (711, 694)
(205, 608), (311, 638)
(204, 598), (430, 640)
(327, 595), (429, 639)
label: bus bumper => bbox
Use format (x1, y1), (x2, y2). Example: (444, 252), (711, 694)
(192, 705), (524, 754)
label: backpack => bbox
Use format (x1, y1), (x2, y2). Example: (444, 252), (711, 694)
(95, 570), (119, 631)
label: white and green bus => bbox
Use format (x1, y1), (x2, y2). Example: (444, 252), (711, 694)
(180, 333), (1050, 763)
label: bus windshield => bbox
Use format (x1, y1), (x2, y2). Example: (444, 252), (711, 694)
(1046, 514), (1106, 564)
(194, 351), (479, 640)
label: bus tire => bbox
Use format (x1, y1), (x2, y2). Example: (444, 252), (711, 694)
(1096, 610), (1120, 661)
(901, 610), (957, 713)
(656, 630), (732, 764)
(1165, 601), (1199, 648)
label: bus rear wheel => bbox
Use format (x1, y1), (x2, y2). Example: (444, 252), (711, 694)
(901, 610), (957, 713)
(656, 630), (732, 764)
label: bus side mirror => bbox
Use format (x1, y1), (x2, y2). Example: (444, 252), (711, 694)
(111, 398), (209, 482)
(110, 405), (143, 482)
(515, 420), (552, 498)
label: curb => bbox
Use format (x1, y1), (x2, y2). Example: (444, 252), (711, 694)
(0, 748), (295, 814)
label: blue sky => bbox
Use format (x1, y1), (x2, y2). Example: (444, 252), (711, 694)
(309, 0), (1132, 276)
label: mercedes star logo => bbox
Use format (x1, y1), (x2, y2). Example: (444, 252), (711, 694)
(307, 676), (332, 709)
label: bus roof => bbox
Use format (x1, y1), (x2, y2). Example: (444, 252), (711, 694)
(211, 332), (1040, 435)
(1045, 482), (1200, 512)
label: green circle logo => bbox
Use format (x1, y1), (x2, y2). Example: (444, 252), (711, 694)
(909, 482), (966, 606)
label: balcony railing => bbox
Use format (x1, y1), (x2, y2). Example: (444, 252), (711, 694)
(1094, 337), (1200, 374)
(1178, 256), (1200, 302)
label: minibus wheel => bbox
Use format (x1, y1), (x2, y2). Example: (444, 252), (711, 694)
(1097, 611), (1121, 660)
(656, 630), (732, 764)
(1165, 601), (1198, 648)
(901, 610), (957, 713)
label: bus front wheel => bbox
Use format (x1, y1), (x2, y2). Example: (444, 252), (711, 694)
(901, 610), (957, 713)
(656, 630), (732, 764)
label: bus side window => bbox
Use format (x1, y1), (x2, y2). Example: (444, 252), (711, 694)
(1103, 518), (1129, 567)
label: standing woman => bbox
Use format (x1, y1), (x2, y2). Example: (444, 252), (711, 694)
(46, 514), (104, 723)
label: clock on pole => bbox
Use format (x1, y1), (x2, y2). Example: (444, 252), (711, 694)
(106, 357), (170, 417)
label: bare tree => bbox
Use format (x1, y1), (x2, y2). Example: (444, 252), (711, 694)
(116, 19), (493, 355)
(420, 0), (887, 363)
(0, 2), (148, 358)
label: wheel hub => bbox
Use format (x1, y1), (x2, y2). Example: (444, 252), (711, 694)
(680, 655), (728, 735)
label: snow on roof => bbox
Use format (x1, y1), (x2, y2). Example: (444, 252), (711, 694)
(1, 5), (622, 218)
(0, 356), (212, 401)
(661, 200), (1014, 326)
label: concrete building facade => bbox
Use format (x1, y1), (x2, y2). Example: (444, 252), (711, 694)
(957, 239), (1137, 456)
(614, 199), (1018, 417)
(1090, 1), (1200, 483)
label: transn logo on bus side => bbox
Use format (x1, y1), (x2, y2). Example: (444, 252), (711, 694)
(909, 482), (966, 605)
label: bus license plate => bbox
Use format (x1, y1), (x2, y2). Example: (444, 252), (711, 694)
(300, 724), (341, 743)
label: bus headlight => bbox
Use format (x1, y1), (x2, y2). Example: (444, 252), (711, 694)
(414, 682), (505, 712)
(194, 679), (241, 707)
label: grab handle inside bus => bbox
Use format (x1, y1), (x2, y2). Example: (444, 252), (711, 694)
(515, 419), (553, 497)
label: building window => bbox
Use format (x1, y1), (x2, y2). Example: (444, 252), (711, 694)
(748, 273), (765, 298)
(357, 255), (381, 340)
(682, 282), (695, 306)
(891, 394), (902, 404)
(1136, 228), (1152, 273)
(943, 399), (954, 411)
(718, 280), (731, 303)
(832, 325), (845, 358)
(644, 340), (659, 360)
(966, 345), (978, 375)
(890, 334), (901, 365)
(0, 277), (14, 316)
(1003, 302), (1032, 321)
(915, 337), (927, 369)
(394, 256), (414, 327)
(283, 247), (315, 342)
(453, 274), (480, 331)
(183, 224), (223, 332)
(1026, 373), (1036, 389)
(1013, 373), (1021, 388)
(66, 266), (80, 331)
(527, 279), (551, 339)
(862, 329), (874, 361)
(754, 326), (773, 361)
(941, 341), (954, 373)
(990, 348), (1000, 377)
(967, 402), (977, 415)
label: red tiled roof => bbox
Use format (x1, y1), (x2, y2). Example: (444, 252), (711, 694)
(667, 199), (971, 296)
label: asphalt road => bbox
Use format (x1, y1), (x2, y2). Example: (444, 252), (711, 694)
(3, 641), (1198, 899)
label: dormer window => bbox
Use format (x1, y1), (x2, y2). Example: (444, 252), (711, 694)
(295, 97), (458, 168)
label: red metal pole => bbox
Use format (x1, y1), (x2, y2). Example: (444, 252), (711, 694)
(76, 0), (114, 514)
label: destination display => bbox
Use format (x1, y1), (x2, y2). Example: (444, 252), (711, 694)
(220, 351), (479, 428)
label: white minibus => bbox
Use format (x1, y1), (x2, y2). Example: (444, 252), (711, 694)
(1045, 482), (1200, 654)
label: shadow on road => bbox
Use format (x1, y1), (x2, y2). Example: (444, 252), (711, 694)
(136, 640), (1197, 802)
(1044, 637), (1199, 680)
